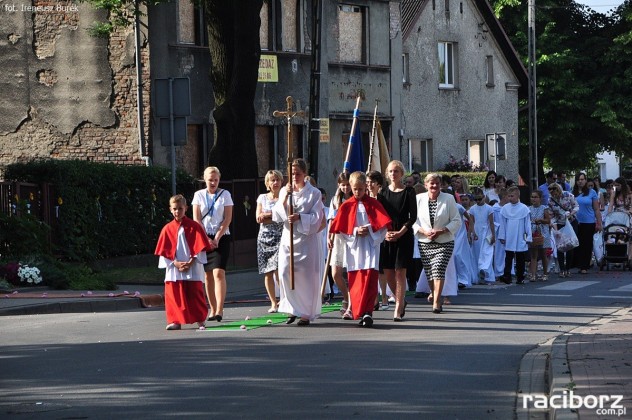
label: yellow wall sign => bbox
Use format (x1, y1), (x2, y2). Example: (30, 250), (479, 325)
(258, 55), (278, 82)
(319, 118), (330, 143)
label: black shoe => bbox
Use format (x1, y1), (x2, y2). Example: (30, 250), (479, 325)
(458, 283), (466, 290)
(286, 316), (297, 325)
(215, 315), (222, 322)
(207, 315), (217, 321)
(374, 302), (380, 311)
(393, 317), (403, 322)
(516, 279), (525, 285)
(432, 305), (442, 314)
(362, 314), (373, 328)
(297, 319), (310, 326)
(501, 277), (512, 284)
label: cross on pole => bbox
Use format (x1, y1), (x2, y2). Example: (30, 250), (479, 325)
(273, 96), (305, 290)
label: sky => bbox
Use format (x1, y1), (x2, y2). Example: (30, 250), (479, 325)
(575, 0), (624, 14)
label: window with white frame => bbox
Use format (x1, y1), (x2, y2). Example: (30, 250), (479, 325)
(468, 139), (486, 168)
(402, 53), (410, 84)
(338, 4), (366, 63)
(486, 55), (495, 87)
(409, 139), (433, 172)
(438, 42), (456, 88)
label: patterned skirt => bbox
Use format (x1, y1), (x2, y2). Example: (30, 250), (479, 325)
(257, 223), (283, 274)
(418, 241), (455, 282)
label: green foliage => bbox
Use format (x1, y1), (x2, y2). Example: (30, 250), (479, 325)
(492, 0), (632, 178)
(67, 265), (117, 291)
(80, 0), (167, 35)
(0, 211), (50, 257)
(5, 160), (197, 262)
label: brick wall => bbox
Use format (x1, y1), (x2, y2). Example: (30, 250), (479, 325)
(0, 2), (151, 177)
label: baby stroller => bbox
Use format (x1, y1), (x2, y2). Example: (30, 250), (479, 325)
(599, 210), (632, 271)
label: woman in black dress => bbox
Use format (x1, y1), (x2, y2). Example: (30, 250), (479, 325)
(380, 160), (417, 321)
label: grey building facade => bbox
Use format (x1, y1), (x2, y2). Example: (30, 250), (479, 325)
(400, 0), (527, 182)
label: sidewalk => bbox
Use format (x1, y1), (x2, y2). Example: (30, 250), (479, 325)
(549, 306), (632, 419)
(519, 306), (632, 420)
(0, 269), (264, 316)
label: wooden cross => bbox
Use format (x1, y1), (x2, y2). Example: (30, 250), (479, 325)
(273, 96), (305, 290)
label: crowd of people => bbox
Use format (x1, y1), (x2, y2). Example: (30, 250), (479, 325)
(154, 163), (632, 331)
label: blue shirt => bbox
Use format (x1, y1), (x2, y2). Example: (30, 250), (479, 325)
(575, 189), (598, 223)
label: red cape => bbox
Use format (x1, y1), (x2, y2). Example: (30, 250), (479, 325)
(155, 216), (213, 260)
(330, 195), (391, 235)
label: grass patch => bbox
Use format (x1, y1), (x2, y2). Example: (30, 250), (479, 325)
(93, 266), (165, 285)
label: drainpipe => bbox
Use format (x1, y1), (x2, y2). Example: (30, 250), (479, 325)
(135, 0), (150, 166)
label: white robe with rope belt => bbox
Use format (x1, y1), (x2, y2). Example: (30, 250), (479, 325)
(272, 183), (325, 321)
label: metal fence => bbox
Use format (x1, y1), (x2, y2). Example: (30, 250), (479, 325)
(1, 179), (268, 269)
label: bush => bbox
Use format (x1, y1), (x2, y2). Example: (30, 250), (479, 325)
(441, 155), (490, 173)
(0, 211), (51, 257)
(4, 160), (197, 262)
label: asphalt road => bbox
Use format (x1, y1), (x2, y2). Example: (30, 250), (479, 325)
(1, 270), (630, 419)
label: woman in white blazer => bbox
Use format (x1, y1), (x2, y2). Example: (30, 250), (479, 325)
(413, 173), (462, 313)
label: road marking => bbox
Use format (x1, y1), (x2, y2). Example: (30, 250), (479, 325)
(511, 293), (572, 297)
(459, 292), (497, 295)
(591, 295), (632, 299)
(609, 284), (632, 293)
(538, 281), (599, 290)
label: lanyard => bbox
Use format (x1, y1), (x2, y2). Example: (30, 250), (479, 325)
(204, 189), (223, 219)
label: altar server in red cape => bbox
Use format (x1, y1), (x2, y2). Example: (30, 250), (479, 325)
(329, 172), (391, 327)
(155, 195), (215, 330)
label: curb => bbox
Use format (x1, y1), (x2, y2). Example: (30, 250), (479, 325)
(548, 333), (578, 420)
(516, 340), (551, 420)
(0, 294), (164, 316)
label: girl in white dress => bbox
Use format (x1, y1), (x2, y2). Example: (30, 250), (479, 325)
(469, 188), (496, 283)
(327, 173), (352, 318)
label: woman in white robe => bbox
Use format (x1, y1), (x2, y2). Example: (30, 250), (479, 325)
(453, 203), (476, 288)
(272, 159), (325, 325)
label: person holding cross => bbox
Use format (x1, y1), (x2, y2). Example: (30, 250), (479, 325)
(272, 158), (325, 326)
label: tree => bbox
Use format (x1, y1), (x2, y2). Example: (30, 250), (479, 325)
(492, 0), (632, 178)
(85, 0), (263, 180)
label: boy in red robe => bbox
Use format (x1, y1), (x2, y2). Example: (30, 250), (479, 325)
(155, 195), (215, 330)
(329, 172), (391, 327)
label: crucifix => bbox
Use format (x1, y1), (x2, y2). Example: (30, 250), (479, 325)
(273, 96), (305, 290)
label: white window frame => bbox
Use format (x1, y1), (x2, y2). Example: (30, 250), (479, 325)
(486, 55), (495, 87)
(468, 139), (486, 168)
(408, 139), (433, 172)
(402, 53), (410, 84)
(438, 41), (456, 88)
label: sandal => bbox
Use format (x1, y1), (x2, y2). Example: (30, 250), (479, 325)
(342, 310), (353, 320)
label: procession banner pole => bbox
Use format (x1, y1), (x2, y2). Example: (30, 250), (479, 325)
(320, 246), (333, 299)
(343, 96), (362, 175)
(273, 96), (305, 290)
(366, 100), (379, 172)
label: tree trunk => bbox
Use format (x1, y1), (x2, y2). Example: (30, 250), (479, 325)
(205, 0), (263, 180)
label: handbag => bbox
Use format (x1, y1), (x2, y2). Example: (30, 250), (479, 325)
(554, 222), (579, 252)
(529, 224), (544, 248)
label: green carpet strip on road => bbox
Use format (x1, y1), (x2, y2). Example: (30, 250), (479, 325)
(202, 302), (344, 331)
